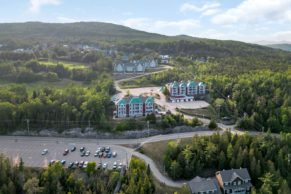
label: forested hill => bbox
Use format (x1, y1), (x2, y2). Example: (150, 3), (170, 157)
(267, 44), (291, 52)
(0, 22), (167, 42)
(0, 22), (290, 62)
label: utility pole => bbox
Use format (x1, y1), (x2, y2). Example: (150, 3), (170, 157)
(147, 120), (150, 137)
(26, 119), (30, 134)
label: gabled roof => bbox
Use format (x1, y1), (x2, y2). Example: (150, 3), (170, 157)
(117, 98), (128, 105)
(188, 176), (221, 194)
(170, 81), (179, 88)
(187, 80), (197, 87)
(217, 168), (251, 183)
(179, 81), (186, 87)
(145, 96), (154, 104)
(130, 96), (143, 104)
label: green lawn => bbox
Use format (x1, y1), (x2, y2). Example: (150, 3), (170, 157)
(0, 79), (87, 93)
(178, 106), (218, 120)
(39, 60), (88, 70)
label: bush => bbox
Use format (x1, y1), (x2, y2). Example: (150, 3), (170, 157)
(208, 119), (218, 129)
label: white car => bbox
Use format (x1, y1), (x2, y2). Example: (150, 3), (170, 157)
(103, 163), (108, 169)
(85, 151), (90, 156)
(83, 161), (88, 168)
(112, 152), (117, 157)
(41, 149), (48, 155)
(113, 162), (117, 169)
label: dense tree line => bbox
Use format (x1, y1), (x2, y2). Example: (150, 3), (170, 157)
(119, 157), (155, 194)
(207, 70), (291, 133)
(0, 74), (115, 133)
(0, 154), (121, 194)
(163, 132), (291, 193)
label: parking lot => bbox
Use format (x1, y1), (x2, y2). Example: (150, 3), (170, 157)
(0, 138), (132, 169)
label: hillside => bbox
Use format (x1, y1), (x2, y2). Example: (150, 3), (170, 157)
(0, 22), (166, 42)
(0, 22), (290, 64)
(267, 44), (291, 52)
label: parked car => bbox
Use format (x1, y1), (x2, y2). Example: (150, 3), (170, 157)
(63, 149), (69, 156)
(79, 161), (84, 168)
(83, 161), (88, 168)
(107, 152), (112, 158)
(68, 162), (74, 168)
(103, 152), (107, 158)
(80, 151), (85, 157)
(80, 147), (85, 152)
(112, 152), (117, 157)
(41, 149), (48, 155)
(97, 162), (102, 169)
(61, 160), (66, 165)
(105, 146), (110, 153)
(118, 163), (123, 170)
(100, 147), (105, 152)
(94, 153), (98, 157)
(71, 146), (76, 152)
(113, 162), (117, 169)
(49, 160), (55, 165)
(74, 161), (79, 166)
(102, 163), (107, 169)
(85, 150), (90, 156)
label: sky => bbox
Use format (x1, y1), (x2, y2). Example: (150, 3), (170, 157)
(0, 0), (291, 43)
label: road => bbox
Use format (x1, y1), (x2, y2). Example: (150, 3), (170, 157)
(0, 129), (250, 188)
(0, 67), (253, 188)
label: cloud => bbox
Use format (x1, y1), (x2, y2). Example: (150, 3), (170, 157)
(273, 30), (291, 41)
(121, 18), (200, 35)
(212, 0), (291, 25)
(57, 16), (79, 23)
(180, 2), (221, 16)
(29, 0), (61, 12)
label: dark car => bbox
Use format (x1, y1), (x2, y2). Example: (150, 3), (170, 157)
(80, 151), (85, 157)
(107, 152), (112, 158)
(105, 146), (110, 153)
(97, 162), (102, 169)
(63, 149), (69, 156)
(68, 162), (74, 168)
(79, 161), (84, 168)
(100, 147), (105, 152)
(71, 146), (76, 152)
(80, 147), (85, 152)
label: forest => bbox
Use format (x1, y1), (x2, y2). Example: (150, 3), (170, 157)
(0, 73), (115, 133)
(0, 154), (157, 194)
(163, 132), (291, 194)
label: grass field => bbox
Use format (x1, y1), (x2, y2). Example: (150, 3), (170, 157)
(178, 106), (217, 120)
(0, 79), (87, 93)
(39, 61), (88, 70)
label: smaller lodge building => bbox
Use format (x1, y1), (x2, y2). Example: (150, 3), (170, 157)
(114, 95), (155, 118)
(166, 80), (206, 103)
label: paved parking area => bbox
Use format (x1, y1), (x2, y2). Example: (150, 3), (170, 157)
(0, 138), (131, 169)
